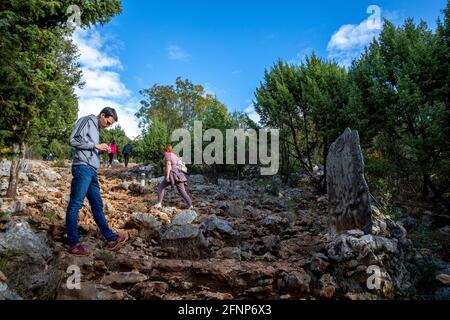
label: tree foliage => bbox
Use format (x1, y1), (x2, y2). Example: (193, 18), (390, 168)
(0, 0), (122, 197)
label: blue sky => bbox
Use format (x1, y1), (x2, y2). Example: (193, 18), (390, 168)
(73, 0), (448, 138)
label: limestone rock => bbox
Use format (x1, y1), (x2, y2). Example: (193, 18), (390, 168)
(162, 224), (209, 259)
(171, 210), (197, 225)
(0, 222), (52, 259)
(326, 128), (372, 234)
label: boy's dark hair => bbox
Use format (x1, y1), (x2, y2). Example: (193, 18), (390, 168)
(100, 107), (118, 122)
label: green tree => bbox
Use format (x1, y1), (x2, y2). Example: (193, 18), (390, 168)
(349, 15), (450, 210)
(0, 0), (122, 198)
(255, 58), (350, 188)
(133, 118), (170, 170)
(300, 53), (350, 189)
(254, 60), (316, 181)
(135, 77), (229, 172)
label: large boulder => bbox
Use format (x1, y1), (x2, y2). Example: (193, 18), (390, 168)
(201, 214), (239, 237)
(0, 249), (63, 299)
(0, 159), (11, 177)
(123, 212), (162, 242)
(326, 128), (372, 234)
(0, 282), (23, 300)
(123, 212), (161, 231)
(0, 222), (52, 259)
(2, 200), (26, 215)
(325, 223), (415, 298)
(41, 169), (62, 183)
(161, 224), (209, 259)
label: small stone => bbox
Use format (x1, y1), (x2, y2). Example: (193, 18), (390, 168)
(111, 160), (121, 168)
(285, 270), (311, 293)
(171, 210), (197, 225)
(0, 271), (7, 282)
(120, 181), (130, 190)
(4, 200), (26, 214)
(201, 214), (239, 237)
(139, 281), (169, 299)
(346, 229), (365, 237)
(310, 253), (329, 272)
(216, 247), (241, 260)
(101, 271), (148, 285)
(227, 200), (244, 218)
(439, 226), (450, 236)
(436, 274), (450, 286)
(344, 292), (378, 300)
(319, 274), (337, 299)
(41, 169), (61, 182)
(123, 213), (162, 231)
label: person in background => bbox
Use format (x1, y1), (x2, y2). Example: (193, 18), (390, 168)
(108, 141), (117, 166)
(153, 144), (193, 209)
(65, 107), (128, 256)
(122, 142), (133, 168)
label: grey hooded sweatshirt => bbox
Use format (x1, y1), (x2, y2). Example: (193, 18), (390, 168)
(69, 115), (101, 170)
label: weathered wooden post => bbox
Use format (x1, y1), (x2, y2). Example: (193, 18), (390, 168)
(326, 128), (372, 234)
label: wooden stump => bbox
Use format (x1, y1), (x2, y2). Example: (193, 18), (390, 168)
(326, 128), (372, 234)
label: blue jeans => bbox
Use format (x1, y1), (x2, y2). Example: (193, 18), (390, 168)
(66, 165), (117, 246)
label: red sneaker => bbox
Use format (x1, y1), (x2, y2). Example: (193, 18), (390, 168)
(106, 233), (128, 251)
(67, 243), (91, 256)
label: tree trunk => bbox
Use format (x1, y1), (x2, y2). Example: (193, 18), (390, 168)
(6, 142), (23, 199)
(282, 140), (289, 183)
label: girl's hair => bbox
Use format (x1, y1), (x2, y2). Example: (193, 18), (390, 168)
(163, 144), (173, 153)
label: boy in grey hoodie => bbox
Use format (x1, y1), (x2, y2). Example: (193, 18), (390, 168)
(66, 107), (127, 256)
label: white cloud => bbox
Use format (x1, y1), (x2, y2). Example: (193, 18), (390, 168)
(203, 82), (227, 98)
(72, 29), (122, 69)
(289, 47), (313, 65)
(72, 28), (140, 139)
(167, 43), (190, 61)
(244, 104), (260, 124)
(232, 70), (242, 75)
(75, 68), (128, 98)
(327, 13), (382, 67)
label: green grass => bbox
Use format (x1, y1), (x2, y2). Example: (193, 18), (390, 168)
(53, 160), (66, 168)
(42, 211), (56, 221)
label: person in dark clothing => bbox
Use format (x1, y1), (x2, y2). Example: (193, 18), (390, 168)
(122, 143), (133, 168)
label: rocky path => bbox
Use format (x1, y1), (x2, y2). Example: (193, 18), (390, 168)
(0, 160), (449, 300)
